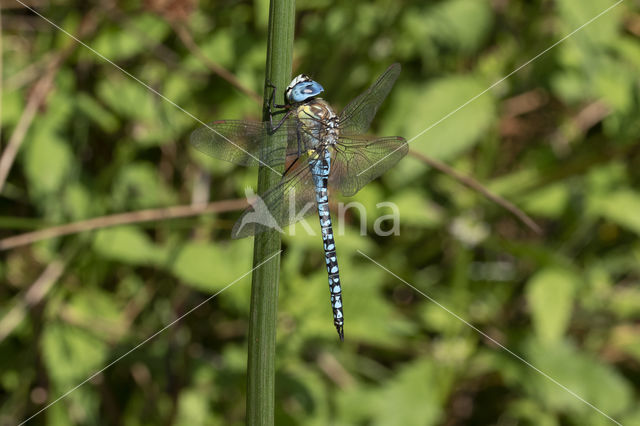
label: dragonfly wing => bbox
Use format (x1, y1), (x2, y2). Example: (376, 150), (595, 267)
(330, 135), (408, 196)
(190, 119), (299, 167)
(232, 158), (319, 238)
(338, 63), (401, 135)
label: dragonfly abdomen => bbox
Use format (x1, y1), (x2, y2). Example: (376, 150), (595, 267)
(321, 206), (344, 341)
(311, 151), (344, 341)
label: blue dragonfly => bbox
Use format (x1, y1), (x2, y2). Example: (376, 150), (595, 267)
(190, 64), (408, 340)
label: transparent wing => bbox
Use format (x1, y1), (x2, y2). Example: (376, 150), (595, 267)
(190, 119), (300, 167)
(231, 155), (320, 238)
(338, 63), (401, 136)
(329, 135), (408, 196)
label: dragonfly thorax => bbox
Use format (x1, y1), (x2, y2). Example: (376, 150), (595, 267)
(296, 99), (339, 148)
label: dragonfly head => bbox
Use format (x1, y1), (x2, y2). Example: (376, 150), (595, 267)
(285, 74), (324, 103)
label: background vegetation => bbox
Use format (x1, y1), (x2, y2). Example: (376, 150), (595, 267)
(2, 0), (640, 424)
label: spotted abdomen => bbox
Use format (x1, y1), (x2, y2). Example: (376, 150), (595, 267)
(311, 150), (344, 341)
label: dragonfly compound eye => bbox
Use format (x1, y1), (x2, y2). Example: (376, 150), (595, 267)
(286, 75), (324, 103)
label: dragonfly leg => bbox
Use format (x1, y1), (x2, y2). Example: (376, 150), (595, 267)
(281, 128), (306, 177)
(266, 80), (288, 110)
(266, 80), (290, 128)
(270, 109), (294, 134)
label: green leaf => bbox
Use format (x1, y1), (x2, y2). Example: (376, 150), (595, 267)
(1, 88), (24, 128)
(521, 183), (569, 218)
(112, 162), (176, 210)
(175, 389), (213, 426)
(520, 339), (633, 416)
(24, 131), (73, 195)
(370, 359), (453, 426)
(93, 226), (161, 265)
(191, 29), (235, 69)
(67, 289), (124, 340)
(506, 399), (561, 426)
(388, 190), (444, 228)
(384, 76), (495, 162)
(88, 14), (169, 62)
(425, 0), (493, 53)
(170, 240), (253, 295)
(622, 408), (640, 426)
(21, 73), (75, 196)
(589, 189), (640, 236)
(97, 76), (157, 122)
(421, 294), (469, 335)
(63, 182), (94, 221)
(75, 93), (119, 133)
(42, 322), (108, 387)
(526, 267), (578, 344)
(556, 0), (623, 48)
(398, 0), (492, 63)
(590, 58), (635, 112)
(488, 168), (540, 199)
(276, 362), (330, 426)
(610, 287), (640, 320)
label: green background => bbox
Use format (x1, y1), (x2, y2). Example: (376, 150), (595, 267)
(2, 0), (640, 424)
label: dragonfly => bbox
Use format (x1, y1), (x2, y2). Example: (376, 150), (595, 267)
(190, 63), (408, 340)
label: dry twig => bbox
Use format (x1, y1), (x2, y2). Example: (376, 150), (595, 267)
(0, 198), (248, 251)
(0, 258), (67, 342)
(171, 22), (262, 105)
(409, 149), (542, 234)
(0, 12), (97, 191)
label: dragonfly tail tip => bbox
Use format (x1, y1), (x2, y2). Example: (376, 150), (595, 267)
(337, 326), (344, 342)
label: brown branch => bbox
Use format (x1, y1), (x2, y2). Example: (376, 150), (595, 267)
(0, 4), (3, 146)
(3, 53), (54, 92)
(501, 89), (549, 118)
(0, 57), (59, 191)
(171, 22), (262, 105)
(0, 12), (97, 192)
(0, 258), (67, 342)
(625, 11), (640, 37)
(0, 198), (248, 251)
(409, 149), (542, 234)
(573, 101), (609, 133)
(0, 0), (49, 9)
(317, 351), (355, 388)
(550, 100), (610, 155)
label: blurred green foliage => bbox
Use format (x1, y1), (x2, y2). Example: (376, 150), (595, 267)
(2, 0), (640, 425)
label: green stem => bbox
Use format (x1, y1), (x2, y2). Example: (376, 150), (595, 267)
(246, 1), (295, 425)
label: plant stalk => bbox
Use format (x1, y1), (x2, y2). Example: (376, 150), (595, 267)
(246, 0), (295, 425)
